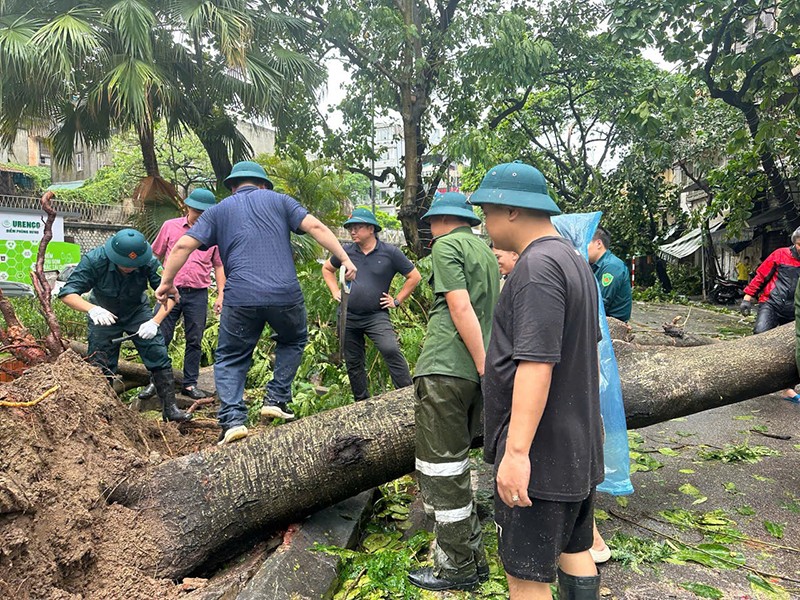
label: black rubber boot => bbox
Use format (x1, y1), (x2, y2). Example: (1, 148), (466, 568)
(557, 568), (601, 600)
(138, 379), (157, 399)
(152, 369), (192, 423)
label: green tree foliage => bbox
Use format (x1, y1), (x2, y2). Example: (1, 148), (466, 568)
(0, 162), (51, 192)
(609, 0), (800, 226)
(255, 147), (348, 225)
(282, 0), (550, 254)
(0, 0), (322, 188)
(446, 0), (677, 257)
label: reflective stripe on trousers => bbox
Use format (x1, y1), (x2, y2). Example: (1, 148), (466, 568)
(414, 374), (487, 580)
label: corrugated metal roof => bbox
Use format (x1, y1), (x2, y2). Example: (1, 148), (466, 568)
(658, 221), (724, 260)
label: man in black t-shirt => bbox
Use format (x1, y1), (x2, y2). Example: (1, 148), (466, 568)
(470, 162), (604, 600)
(322, 208), (421, 400)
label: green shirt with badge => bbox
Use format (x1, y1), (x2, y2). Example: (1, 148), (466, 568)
(591, 249), (632, 322)
(57, 246), (162, 319)
(414, 226), (500, 383)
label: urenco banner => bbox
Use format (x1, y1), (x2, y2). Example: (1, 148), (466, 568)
(0, 208), (78, 283)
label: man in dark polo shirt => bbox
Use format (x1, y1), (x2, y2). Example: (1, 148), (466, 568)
(471, 162), (603, 600)
(322, 208), (421, 400)
(156, 161), (356, 445)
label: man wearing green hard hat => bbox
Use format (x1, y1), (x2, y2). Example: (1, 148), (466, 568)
(408, 192), (499, 592)
(137, 188), (227, 404)
(470, 161), (603, 600)
(156, 160), (356, 446)
(322, 207), (421, 401)
(58, 228), (191, 423)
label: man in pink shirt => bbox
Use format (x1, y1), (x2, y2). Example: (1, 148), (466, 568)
(138, 188), (226, 401)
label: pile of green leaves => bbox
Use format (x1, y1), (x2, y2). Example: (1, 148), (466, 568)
(316, 477), (432, 600)
(698, 442), (780, 464)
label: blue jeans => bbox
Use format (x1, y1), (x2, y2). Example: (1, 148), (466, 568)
(158, 287), (209, 388)
(215, 303), (308, 428)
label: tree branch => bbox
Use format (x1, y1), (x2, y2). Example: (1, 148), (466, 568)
(488, 86), (533, 130)
(347, 165), (403, 187)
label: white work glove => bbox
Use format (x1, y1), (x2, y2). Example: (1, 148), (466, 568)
(88, 306), (117, 326)
(137, 319), (159, 340)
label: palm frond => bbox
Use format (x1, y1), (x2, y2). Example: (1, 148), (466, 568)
(94, 57), (167, 125)
(49, 99), (112, 168)
(30, 8), (106, 80)
(105, 0), (155, 60)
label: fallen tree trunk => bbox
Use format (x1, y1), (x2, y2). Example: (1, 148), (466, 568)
(108, 321), (798, 579)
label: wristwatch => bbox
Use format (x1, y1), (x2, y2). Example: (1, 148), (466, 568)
(393, 298), (400, 307)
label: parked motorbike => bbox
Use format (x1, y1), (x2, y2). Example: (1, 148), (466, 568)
(710, 276), (746, 305)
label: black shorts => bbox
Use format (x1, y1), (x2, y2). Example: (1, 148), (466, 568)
(494, 488), (595, 582)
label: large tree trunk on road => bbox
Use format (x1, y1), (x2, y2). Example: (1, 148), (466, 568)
(615, 322), (796, 427)
(108, 322), (798, 579)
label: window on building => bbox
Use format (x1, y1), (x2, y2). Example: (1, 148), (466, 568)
(75, 152), (83, 172)
(38, 140), (51, 166)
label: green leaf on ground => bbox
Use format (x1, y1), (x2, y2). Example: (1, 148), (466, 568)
(752, 474), (774, 482)
(763, 521), (785, 539)
(672, 543), (745, 569)
(793, 444), (800, 451)
(594, 509), (610, 522)
(361, 532), (400, 553)
(780, 497), (800, 514)
(747, 574), (790, 599)
(670, 417), (688, 422)
(630, 452), (664, 472)
(723, 482), (740, 495)
(679, 582), (724, 599)
(658, 447), (680, 456)
(692, 496), (709, 505)
(616, 496), (629, 508)
(679, 469), (696, 474)
(679, 483), (702, 498)
(751, 424), (768, 433)
(736, 505), (756, 516)
(733, 415), (755, 420)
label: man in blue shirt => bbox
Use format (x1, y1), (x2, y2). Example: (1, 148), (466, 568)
(586, 226), (632, 322)
(156, 161), (356, 445)
(322, 207), (421, 400)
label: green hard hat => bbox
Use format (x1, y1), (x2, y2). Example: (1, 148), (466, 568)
(184, 188), (216, 211)
(468, 161), (561, 215)
(104, 228), (152, 268)
(223, 160), (274, 190)
(343, 207), (382, 232)
(422, 192), (481, 226)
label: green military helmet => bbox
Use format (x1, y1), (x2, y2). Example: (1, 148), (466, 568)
(343, 207), (382, 232)
(468, 161), (561, 215)
(104, 228), (153, 268)
(223, 160), (274, 190)
(184, 188), (217, 211)
(422, 192), (481, 226)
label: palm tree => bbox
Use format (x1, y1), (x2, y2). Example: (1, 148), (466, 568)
(0, 0), (323, 195)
